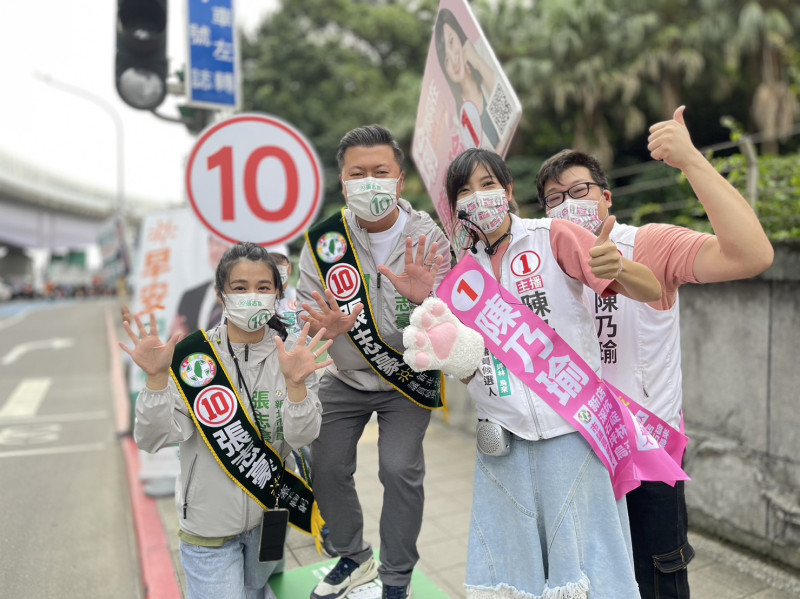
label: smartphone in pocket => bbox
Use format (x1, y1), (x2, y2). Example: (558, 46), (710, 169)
(258, 509), (289, 562)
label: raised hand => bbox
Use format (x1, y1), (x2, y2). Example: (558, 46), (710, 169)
(119, 313), (183, 379)
(588, 216), (623, 279)
(274, 322), (333, 389)
(377, 234), (444, 305)
(299, 289), (363, 340)
(648, 105), (703, 171)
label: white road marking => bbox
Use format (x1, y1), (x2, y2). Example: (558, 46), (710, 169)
(0, 311), (29, 332)
(1, 338), (75, 366)
(0, 378), (52, 418)
(0, 423), (61, 445)
(0, 410), (108, 424)
(0, 442), (106, 459)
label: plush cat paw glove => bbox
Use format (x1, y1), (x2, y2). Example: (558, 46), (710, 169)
(402, 297), (484, 380)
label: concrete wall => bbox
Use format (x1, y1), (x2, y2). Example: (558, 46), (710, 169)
(681, 243), (800, 570)
(437, 242), (800, 571)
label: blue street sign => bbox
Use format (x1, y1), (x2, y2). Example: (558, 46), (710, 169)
(186, 0), (240, 109)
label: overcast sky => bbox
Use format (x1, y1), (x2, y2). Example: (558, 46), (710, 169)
(0, 0), (278, 207)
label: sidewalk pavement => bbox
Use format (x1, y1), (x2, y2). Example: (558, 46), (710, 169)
(135, 392), (800, 598)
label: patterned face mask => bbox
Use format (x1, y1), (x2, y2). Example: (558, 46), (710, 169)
(277, 265), (289, 286)
(456, 189), (509, 234)
(344, 177), (399, 222)
(548, 199), (603, 234)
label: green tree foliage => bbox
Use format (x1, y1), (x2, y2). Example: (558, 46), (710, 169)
(240, 0), (800, 240)
(240, 0), (439, 235)
(712, 153), (800, 241)
(608, 150), (800, 242)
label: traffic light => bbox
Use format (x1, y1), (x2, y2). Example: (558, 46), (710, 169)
(115, 0), (168, 110)
(178, 104), (213, 135)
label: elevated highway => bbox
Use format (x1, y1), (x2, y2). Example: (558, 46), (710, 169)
(0, 150), (175, 250)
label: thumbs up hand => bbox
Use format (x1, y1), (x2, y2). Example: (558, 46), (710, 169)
(588, 216), (623, 279)
(647, 105), (702, 171)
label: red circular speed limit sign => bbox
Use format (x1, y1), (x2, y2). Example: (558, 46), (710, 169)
(185, 113), (323, 246)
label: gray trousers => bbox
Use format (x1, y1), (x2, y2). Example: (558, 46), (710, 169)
(311, 374), (432, 587)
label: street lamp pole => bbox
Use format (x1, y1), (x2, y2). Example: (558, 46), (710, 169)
(34, 73), (126, 219)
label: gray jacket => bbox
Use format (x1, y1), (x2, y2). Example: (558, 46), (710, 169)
(297, 199), (451, 392)
(133, 325), (322, 538)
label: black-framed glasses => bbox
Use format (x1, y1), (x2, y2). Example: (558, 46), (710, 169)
(543, 182), (605, 208)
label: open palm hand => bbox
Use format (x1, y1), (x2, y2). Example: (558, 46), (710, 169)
(377, 234), (444, 305)
(275, 322), (333, 385)
(119, 313), (183, 377)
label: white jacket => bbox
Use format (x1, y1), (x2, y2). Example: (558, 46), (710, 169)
(133, 324), (322, 538)
(466, 215), (606, 440)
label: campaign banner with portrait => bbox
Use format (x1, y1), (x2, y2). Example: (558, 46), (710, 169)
(412, 0), (522, 248)
(126, 208), (224, 485)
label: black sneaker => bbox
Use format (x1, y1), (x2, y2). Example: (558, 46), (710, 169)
(310, 556), (379, 599)
(382, 583), (413, 599)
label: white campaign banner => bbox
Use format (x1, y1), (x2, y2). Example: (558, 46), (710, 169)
(126, 208), (214, 485)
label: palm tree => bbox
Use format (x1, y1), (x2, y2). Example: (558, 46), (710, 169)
(723, 1), (799, 154)
(488, 0), (650, 166)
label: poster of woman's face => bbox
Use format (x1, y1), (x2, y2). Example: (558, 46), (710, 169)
(412, 0), (521, 243)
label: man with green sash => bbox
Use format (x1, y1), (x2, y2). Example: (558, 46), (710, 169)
(298, 125), (451, 599)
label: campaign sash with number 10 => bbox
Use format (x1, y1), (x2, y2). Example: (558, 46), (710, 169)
(305, 210), (443, 409)
(170, 330), (320, 536)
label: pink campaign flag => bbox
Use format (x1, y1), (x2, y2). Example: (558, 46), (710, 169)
(411, 0), (522, 249)
(437, 256), (689, 499)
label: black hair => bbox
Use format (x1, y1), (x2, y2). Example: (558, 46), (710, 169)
(335, 124), (404, 171)
(445, 148), (517, 249)
(535, 149), (609, 209)
(214, 242), (288, 340)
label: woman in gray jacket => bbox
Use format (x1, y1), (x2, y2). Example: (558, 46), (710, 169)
(121, 242), (331, 599)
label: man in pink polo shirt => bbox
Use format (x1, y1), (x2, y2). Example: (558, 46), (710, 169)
(537, 105), (774, 599)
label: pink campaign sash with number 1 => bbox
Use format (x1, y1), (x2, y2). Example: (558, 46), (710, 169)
(437, 255), (689, 499)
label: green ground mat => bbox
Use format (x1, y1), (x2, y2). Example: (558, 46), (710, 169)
(269, 553), (451, 598)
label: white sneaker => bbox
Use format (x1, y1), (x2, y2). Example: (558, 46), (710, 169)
(310, 556), (379, 599)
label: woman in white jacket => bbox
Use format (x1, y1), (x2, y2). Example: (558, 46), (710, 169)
(121, 242), (331, 599)
(446, 149), (661, 599)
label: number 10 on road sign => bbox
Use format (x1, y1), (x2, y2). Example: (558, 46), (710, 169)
(185, 113), (323, 247)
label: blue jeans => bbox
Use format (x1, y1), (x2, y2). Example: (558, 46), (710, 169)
(465, 432), (640, 598)
(180, 524), (283, 599)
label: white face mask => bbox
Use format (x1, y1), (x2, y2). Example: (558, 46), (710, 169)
(456, 189), (509, 234)
(277, 265), (289, 286)
(548, 199), (603, 234)
(344, 177), (399, 222)
(223, 293), (276, 332)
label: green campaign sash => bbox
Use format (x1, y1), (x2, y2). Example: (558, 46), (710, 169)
(305, 209), (443, 409)
(170, 330), (320, 536)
